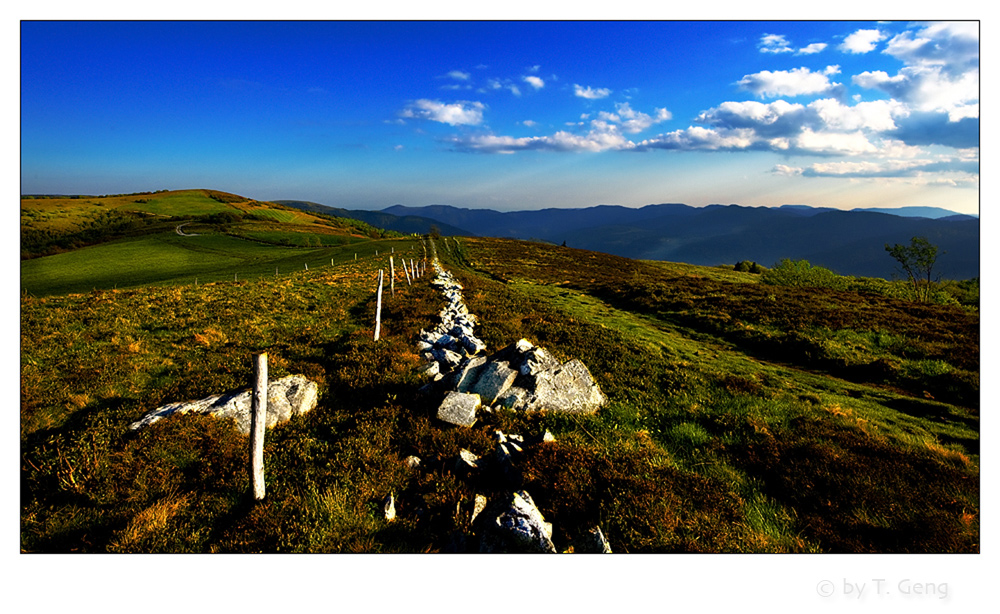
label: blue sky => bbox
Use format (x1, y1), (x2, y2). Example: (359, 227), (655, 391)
(20, 20), (980, 213)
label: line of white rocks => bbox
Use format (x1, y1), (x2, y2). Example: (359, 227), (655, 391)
(417, 258), (607, 429)
(398, 255), (611, 553)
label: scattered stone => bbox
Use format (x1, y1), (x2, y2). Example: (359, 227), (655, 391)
(383, 494), (396, 522)
(437, 391), (481, 427)
(130, 374), (319, 435)
(454, 449), (482, 475)
(477, 490), (557, 553)
(571, 526), (613, 553)
(471, 494), (487, 524)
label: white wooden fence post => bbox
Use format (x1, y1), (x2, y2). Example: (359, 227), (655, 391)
(374, 269), (384, 341)
(390, 256), (396, 297)
(249, 353), (268, 501)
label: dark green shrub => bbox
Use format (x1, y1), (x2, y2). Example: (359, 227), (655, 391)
(761, 259), (843, 289)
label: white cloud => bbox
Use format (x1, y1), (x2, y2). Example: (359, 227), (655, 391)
(839, 28), (886, 54)
(737, 66), (843, 98)
(450, 121), (634, 153)
(883, 21), (979, 70)
(521, 119), (538, 128)
(483, 78), (521, 96)
(448, 103), (670, 153)
(639, 127), (758, 151)
(446, 70), (471, 81)
(800, 157), (976, 179)
(574, 84), (612, 99)
(523, 75), (545, 89)
(797, 43), (827, 55)
(759, 33), (793, 53)
(852, 22), (979, 123)
(792, 129), (878, 156)
(596, 103), (671, 134)
(854, 68), (977, 117)
(808, 98), (906, 132)
(772, 164), (803, 176)
(696, 100), (808, 136)
(400, 99), (486, 126)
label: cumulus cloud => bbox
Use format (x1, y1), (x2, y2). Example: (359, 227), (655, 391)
(839, 28), (886, 53)
(885, 111), (979, 149)
(797, 43), (827, 55)
(808, 98), (907, 132)
(574, 84), (612, 99)
(482, 78), (521, 96)
(523, 75), (545, 89)
(447, 102), (671, 153)
(446, 70), (471, 81)
(884, 21), (979, 72)
(759, 33), (793, 54)
(761, 34), (830, 55)
(643, 97), (914, 156)
(737, 66), (844, 98)
(597, 102), (671, 134)
(449, 121), (634, 154)
(772, 164), (803, 176)
(638, 127), (759, 151)
(696, 100), (809, 138)
(801, 157), (978, 178)
(851, 21), (979, 135)
(400, 99), (486, 126)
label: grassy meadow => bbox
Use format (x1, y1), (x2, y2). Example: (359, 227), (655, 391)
(19, 220), (978, 552)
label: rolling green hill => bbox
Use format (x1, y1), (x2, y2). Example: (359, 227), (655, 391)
(20, 189), (408, 296)
(20, 221), (979, 552)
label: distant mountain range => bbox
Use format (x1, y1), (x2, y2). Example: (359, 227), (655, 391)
(278, 200), (979, 280)
(273, 200), (470, 237)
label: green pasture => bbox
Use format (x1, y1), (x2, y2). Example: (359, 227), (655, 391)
(126, 192), (233, 217)
(21, 230), (430, 297)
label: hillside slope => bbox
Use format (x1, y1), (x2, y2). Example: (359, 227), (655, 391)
(20, 235), (978, 553)
(20, 189), (406, 296)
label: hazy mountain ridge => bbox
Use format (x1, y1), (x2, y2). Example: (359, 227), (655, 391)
(376, 203), (979, 280)
(275, 200), (472, 237)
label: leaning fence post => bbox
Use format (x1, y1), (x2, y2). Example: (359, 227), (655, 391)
(249, 352), (268, 501)
(374, 269), (384, 341)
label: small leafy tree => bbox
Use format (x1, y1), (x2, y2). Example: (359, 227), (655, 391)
(885, 236), (940, 302)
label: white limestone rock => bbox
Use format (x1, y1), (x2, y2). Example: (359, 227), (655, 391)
(437, 391), (481, 427)
(130, 374), (318, 435)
